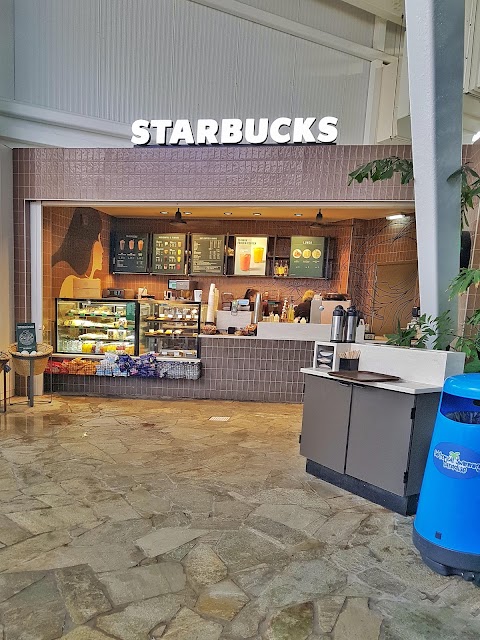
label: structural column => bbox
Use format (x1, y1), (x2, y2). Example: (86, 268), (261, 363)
(405, 0), (464, 325)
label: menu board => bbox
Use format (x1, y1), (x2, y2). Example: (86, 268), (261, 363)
(152, 234), (186, 274)
(191, 234), (225, 275)
(16, 323), (37, 353)
(234, 236), (268, 276)
(289, 236), (326, 278)
(112, 233), (149, 273)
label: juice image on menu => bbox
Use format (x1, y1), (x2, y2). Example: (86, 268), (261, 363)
(240, 251), (251, 271)
(128, 239), (135, 250)
(119, 239), (125, 251)
(138, 239), (144, 251)
(253, 246), (264, 263)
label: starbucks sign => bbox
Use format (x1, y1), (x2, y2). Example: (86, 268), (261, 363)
(131, 117), (338, 146)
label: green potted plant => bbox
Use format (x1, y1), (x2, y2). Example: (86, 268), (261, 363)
(386, 312), (453, 350)
(448, 269), (480, 372)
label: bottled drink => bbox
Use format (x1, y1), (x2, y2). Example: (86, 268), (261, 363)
(287, 298), (295, 322)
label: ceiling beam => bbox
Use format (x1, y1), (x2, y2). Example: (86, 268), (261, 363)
(340, 0), (405, 26)
(188, 0), (397, 63)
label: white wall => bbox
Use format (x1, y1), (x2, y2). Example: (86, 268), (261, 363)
(0, 0), (14, 100)
(6, 0), (377, 145)
(0, 144), (14, 400)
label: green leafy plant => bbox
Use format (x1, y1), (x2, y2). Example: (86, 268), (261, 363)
(448, 268), (480, 297)
(450, 165), (480, 228)
(348, 157), (480, 229)
(348, 156), (414, 186)
(386, 321), (418, 347)
(385, 312), (453, 350)
(417, 312), (454, 350)
(447, 268), (480, 372)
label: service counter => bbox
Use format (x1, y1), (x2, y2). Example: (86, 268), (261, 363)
(46, 334), (315, 403)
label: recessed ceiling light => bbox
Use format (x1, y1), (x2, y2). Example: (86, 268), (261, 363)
(183, 211), (192, 215)
(294, 213), (303, 217)
(224, 212), (233, 216)
(253, 212), (262, 216)
(160, 211), (169, 215)
(386, 214), (407, 220)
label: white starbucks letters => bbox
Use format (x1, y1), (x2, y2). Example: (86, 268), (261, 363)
(131, 117), (338, 145)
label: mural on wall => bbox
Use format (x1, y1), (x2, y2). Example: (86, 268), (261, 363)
(348, 218), (418, 333)
(52, 207), (105, 298)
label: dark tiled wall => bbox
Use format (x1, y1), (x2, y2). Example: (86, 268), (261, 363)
(14, 144), (415, 325)
(348, 216), (418, 323)
(46, 336), (314, 403)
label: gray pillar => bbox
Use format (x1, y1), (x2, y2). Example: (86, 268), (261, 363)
(405, 0), (464, 327)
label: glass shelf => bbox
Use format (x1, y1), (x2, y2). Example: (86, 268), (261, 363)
(139, 300), (201, 358)
(56, 298), (139, 355)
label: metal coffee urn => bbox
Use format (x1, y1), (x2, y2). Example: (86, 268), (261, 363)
(330, 305), (346, 342)
(253, 292), (263, 323)
(345, 305), (358, 343)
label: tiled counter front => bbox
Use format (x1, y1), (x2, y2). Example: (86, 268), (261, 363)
(46, 337), (314, 403)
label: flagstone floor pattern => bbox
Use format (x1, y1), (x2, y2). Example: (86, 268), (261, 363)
(0, 397), (478, 640)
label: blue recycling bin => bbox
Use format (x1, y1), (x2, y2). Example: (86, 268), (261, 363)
(413, 374), (480, 583)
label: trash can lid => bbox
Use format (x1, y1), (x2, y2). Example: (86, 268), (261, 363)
(444, 374), (480, 399)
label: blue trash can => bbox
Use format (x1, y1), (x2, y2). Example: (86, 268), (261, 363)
(413, 374), (480, 583)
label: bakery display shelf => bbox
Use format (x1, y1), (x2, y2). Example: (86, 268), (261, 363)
(61, 322), (135, 330)
(145, 317), (198, 323)
(66, 312), (126, 318)
(76, 336), (135, 342)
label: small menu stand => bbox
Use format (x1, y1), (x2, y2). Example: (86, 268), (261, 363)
(8, 343), (53, 408)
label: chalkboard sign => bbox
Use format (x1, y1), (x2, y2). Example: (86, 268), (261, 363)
(191, 234), (225, 275)
(16, 323), (37, 353)
(289, 236), (327, 278)
(152, 234), (186, 274)
(112, 233), (149, 273)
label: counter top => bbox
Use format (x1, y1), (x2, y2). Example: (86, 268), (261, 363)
(300, 367), (443, 395)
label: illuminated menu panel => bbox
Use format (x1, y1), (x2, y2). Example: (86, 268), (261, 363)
(289, 236), (326, 277)
(152, 234), (186, 274)
(112, 233), (149, 273)
(191, 234), (225, 275)
(233, 236), (268, 276)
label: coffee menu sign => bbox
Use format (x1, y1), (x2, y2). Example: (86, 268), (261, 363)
(152, 234), (186, 274)
(131, 117), (338, 146)
(112, 233), (149, 273)
(191, 234), (225, 275)
(289, 236), (327, 278)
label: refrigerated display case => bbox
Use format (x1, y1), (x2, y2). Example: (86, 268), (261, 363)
(56, 299), (141, 355)
(139, 300), (200, 358)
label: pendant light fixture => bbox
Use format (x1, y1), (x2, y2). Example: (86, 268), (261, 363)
(170, 208), (186, 225)
(310, 210), (324, 228)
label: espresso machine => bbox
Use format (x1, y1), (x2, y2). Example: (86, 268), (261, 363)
(165, 279), (198, 300)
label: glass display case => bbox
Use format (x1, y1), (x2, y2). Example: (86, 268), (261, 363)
(56, 299), (139, 355)
(139, 301), (200, 359)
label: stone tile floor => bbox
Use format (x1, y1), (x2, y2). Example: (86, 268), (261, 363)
(0, 396), (478, 640)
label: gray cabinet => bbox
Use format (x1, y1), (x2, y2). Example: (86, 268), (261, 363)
(300, 374), (441, 511)
(345, 386), (415, 495)
(300, 375), (352, 473)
